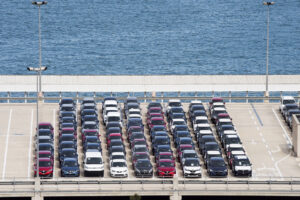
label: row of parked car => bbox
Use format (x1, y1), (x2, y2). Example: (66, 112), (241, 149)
(58, 98), (79, 177)
(209, 98), (252, 177)
(279, 96), (300, 128)
(103, 97), (128, 178)
(35, 122), (55, 178)
(166, 100), (202, 178)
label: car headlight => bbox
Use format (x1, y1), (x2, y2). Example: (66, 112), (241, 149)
(135, 168), (140, 173)
(149, 168), (153, 173)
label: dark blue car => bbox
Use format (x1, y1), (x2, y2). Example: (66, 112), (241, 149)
(59, 148), (78, 165)
(207, 157), (228, 177)
(61, 157), (80, 177)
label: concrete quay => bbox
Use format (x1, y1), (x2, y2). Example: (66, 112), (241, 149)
(1, 75), (300, 92)
(0, 102), (300, 200)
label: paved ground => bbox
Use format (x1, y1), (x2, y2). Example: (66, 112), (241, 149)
(0, 102), (299, 180)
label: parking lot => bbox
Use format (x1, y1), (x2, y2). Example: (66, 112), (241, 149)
(0, 102), (299, 180)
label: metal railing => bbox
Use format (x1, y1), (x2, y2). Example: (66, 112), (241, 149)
(1, 91), (300, 103)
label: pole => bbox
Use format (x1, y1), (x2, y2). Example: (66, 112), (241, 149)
(36, 71), (39, 178)
(38, 5), (42, 94)
(263, 2), (274, 97)
(266, 4), (270, 96)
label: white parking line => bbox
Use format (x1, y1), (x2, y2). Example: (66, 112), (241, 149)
(274, 152), (291, 178)
(2, 109), (12, 179)
(272, 108), (292, 148)
(27, 109), (34, 178)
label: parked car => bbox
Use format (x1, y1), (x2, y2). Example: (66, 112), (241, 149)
(182, 158), (202, 178)
(134, 159), (153, 178)
(61, 157), (80, 177)
(157, 159), (176, 178)
(110, 159), (128, 178)
(207, 157), (228, 177)
(34, 158), (53, 178)
(231, 155), (252, 177)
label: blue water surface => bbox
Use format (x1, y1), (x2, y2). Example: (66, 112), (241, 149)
(0, 0), (299, 75)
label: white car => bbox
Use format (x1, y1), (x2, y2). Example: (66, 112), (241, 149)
(193, 116), (209, 130)
(170, 119), (186, 132)
(103, 107), (119, 122)
(110, 159), (128, 178)
(279, 96), (296, 114)
(166, 99), (182, 114)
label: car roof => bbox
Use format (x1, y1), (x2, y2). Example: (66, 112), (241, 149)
(219, 118), (232, 122)
(83, 121), (97, 125)
(38, 136), (52, 139)
(235, 155), (249, 160)
(39, 157), (51, 161)
(226, 134), (239, 138)
(169, 99), (181, 103)
(231, 151), (245, 155)
(213, 107), (226, 111)
(104, 100), (118, 105)
(112, 159), (126, 163)
(195, 116), (208, 120)
(85, 151), (102, 157)
(182, 150), (196, 154)
(191, 100), (202, 104)
(229, 144), (243, 148)
(206, 151), (221, 155)
(282, 96), (295, 100)
(63, 157), (77, 162)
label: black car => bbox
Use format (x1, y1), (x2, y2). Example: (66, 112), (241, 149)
(59, 122), (76, 130)
(83, 142), (102, 153)
(106, 121), (122, 130)
(59, 111), (76, 121)
(207, 157), (228, 177)
(218, 125), (235, 139)
(59, 98), (75, 106)
(188, 105), (205, 118)
(59, 148), (78, 165)
(172, 125), (189, 135)
(81, 109), (98, 117)
(190, 110), (207, 121)
(109, 145), (126, 155)
(152, 136), (170, 152)
(175, 137), (194, 148)
(168, 113), (187, 123)
(154, 145), (173, 157)
(147, 102), (162, 110)
(151, 131), (168, 140)
(61, 116), (77, 126)
(198, 135), (216, 154)
(38, 143), (54, 155)
(173, 131), (191, 141)
(129, 132), (145, 142)
(81, 115), (99, 124)
(150, 125), (167, 135)
(211, 108), (227, 124)
(37, 129), (53, 139)
(59, 141), (77, 154)
(83, 136), (101, 145)
(59, 134), (76, 143)
(222, 135), (241, 148)
(134, 159), (153, 177)
(232, 155), (252, 177)
(203, 142), (221, 156)
(127, 118), (143, 130)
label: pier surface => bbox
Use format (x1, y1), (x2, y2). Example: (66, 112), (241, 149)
(1, 75), (300, 92)
(0, 102), (299, 199)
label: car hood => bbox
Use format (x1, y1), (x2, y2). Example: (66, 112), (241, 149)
(111, 167), (127, 171)
(62, 166), (79, 171)
(39, 166), (52, 171)
(136, 166), (152, 171)
(184, 166), (201, 171)
(158, 167), (175, 172)
(209, 166), (227, 171)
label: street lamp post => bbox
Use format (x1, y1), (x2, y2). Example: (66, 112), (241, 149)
(32, 1), (47, 94)
(263, 2), (275, 98)
(30, 1), (47, 179)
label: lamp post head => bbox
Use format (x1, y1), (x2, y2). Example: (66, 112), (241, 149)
(263, 2), (275, 6)
(32, 1), (48, 6)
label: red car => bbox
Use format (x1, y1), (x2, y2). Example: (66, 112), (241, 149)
(59, 128), (76, 137)
(107, 133), (122, 146)
(34, 158), (53, 178)
(82, 129), (99, 141)
(177, 144), (194, 158)
(147, 112), (164, 120)
(155, 152), (175, 163)
(35, 151), (54, 162)
(147, 107), (163, 116)
(147, 117), (166, 129)
(157, 159), (176, 177)
(209, 97), (224, 107)
(38, 122), (54, 133)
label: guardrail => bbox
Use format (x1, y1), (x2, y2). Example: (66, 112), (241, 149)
(1, 177), (300, 196)
(1, 91), (300, 103)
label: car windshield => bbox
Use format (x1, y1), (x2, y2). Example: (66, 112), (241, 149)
(108, 116), (120, 122)
(39, 125), (51, 129)
(185, 159), (200, 166)
(39, 161), (51, 167)
(197, 127), (211, 131)
(39, 139), (51, 143)
(61, 123), (73, 128)
(181, 139), (192, 144)
(283, 100), (296, 104)
(230, 147), (244, 152)
(39, 154), (51, 159)
(63, 151), (76, 157)
(112, 162), (126, 167)
(61, 99), (74, 104)
(86, 157), (102, 164)
(222, 126), (234, 131)
(160, 155), (172, 160)
(112, 155), (125, 160)
(173, 121), (185, 126)
(38, 130), (52, 136)
(132, 134), (144, 139)
(62, 107), (74, 111)
(61, 143), (75, 149)
(206, 144), (219, 151)
(156, 138), (169, 145)
(110, 135), (121, 140)
(153, 127), (166, 132)
(211, 159), (226, 167)
(84, 124), (97, 129)
(234, 159), (250, 166)
(63, 160), (77, 167)
(195, 119), (208, 124)
(87, 138), (99, 143)
(136, 161), (151, 168)
(214, 110), (226, 115)
(85, 116), (97, 121)
(62, 112), (75, 118)
(133, 141), (146, 146)
(150, 109), (161, 113)
(169, 102), (181, 107)
(135, 147), (147, 152)
(88, 144), (100, 149)
(176, 126), (188, 131)
(158, 147), (171, 152)
(85, 132), (97, 137)
(61, 130), (74, 134)
(152, 120), (164, 125)
(227, 137), (240, 143)
(286, 105), (298, 110)
(111, 141), (122, 146)
(61, 136), (74, 141)
(172, 107), (183, 113)
(39, 145), (51, 151)
(136, 154), (149, 160)
(160, 161), (174, 167)
(128, 104), (139, 110)
(184, 153), (197, 158)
